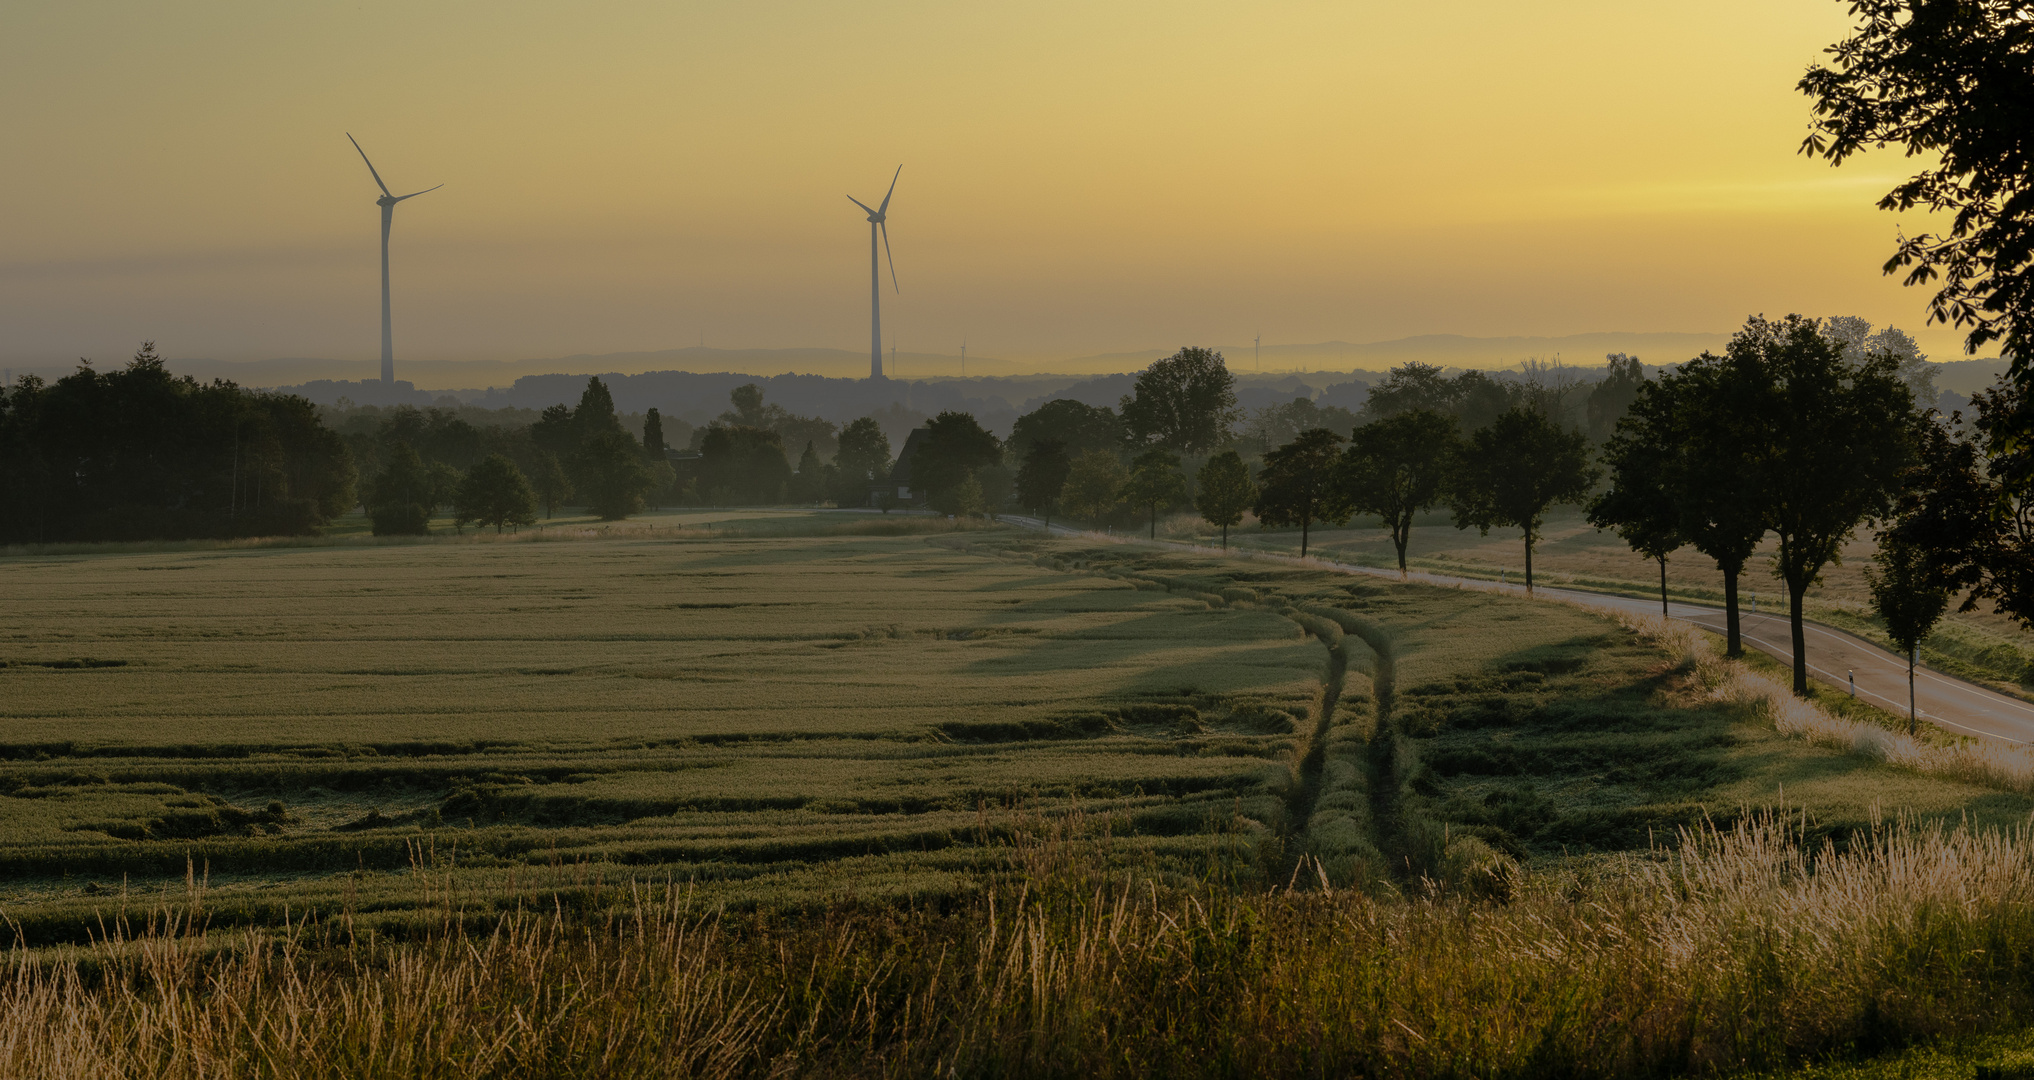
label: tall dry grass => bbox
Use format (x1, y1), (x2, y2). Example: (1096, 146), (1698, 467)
(7, 812), (2034, 1078)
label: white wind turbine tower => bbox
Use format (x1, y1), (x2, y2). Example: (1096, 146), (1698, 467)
(347, 134), (442, 385)
(848, 166), (901, 381)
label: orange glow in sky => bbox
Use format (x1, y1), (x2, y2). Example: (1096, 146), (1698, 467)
(0, 0), (1965, 369)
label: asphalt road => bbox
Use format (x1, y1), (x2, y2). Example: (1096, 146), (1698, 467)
(999, 515), (2034, 746)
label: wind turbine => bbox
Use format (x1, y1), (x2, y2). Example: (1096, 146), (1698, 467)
(848, 166), (901, 381)
(347, 134), (441, 385)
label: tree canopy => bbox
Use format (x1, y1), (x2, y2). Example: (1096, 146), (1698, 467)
(1061, 449), (1127, 523)
(1253, 429), (1351, 559)
(454, 454), (539, 534)
(910, 412), (1001, 506)
(1449, 407), (1597, 592)
(1007, 399), (1124, 462)
(1015, 439), (1073, 520)
(1195, 450), (1255, 550)
(1120, 347), (1241, 454)
(0, 343), (356, 542)
(1341, 409), (1459, 573)
(1801, 0), (2034, 367)
(1122, 448), (1187, 539)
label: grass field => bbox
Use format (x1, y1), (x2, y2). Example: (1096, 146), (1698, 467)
(9, 521), (2034, 1076)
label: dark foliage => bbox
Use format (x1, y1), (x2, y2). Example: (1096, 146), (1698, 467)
(1341, 409), (1460, 573)
(0, 344), (355, 542)
(1449, 407), (1597, 592)
(698, 425), (792, 505)
(1253, 429), (1352, 559)
(1120, 347), (1241, 454)
(1801, 0), (2034, 366)
(910, 411), (1002, 507)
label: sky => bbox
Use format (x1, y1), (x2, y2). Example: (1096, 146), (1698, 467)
(0, 0), (1968, 371)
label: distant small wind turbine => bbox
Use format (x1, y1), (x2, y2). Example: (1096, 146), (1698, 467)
(961, 339), (967, 378)
(1255, 333), (1261, 371)
(848, 166), (902, 381)
(347, 134), (441, 385)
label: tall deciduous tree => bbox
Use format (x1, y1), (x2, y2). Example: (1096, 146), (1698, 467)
(1120, 347), (1241, 454)
(532, 450), (570, 519)
(1738, 315), (1916, 696)
(1195, 450), (1254, 550)
(831, 417), (892, 507)
(1340, 409), (1458, 574)
(454, 454), (539, 534)
(1887, 382), (2034, 628)
(1008, 399), (1125, 462)
(1801, 1), (2034, 367)
(1254, 429), (1351, 559)
(911, 412), (1001, 507)
(1866, 537), (1952, 735)
(1663, 351), (1772, 657)
(790, 441), (825, 503)
(368, 441), (432, 536)
(1589, 370), (1684, 615)
(578, 428), (657, 520)
(1016, 439), (1073, 526)
(1122, 448), (1187, 539)
(1061, 449), (1127, 524)
(1448, 408), (1597, 593)
(698, 425), (791, 505)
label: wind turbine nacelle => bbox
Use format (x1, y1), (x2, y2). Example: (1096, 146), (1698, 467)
(377, 195), (400, 208)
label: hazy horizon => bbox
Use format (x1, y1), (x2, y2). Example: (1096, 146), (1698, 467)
(0, 1), (1976, 371)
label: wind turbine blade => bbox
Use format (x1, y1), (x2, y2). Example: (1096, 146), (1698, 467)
(393, 184), (444, 202)
(877, 165), (901, 214)
(846, 195), (876, 215)
(881, 220), (898, 293)
(346, 133), (393, 197)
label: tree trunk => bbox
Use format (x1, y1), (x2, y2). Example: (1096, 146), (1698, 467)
(1908, 649), (1918, 737)
(1300, 516), (1310, 559)
(1149, 502), (1156, 539)
(1524, 536), (1534, 595)
(1395, 513), (1409, 574)
(1221, 523), (1227, 550)
(1658, 555), (1669, 615)
(1788, 579), (1810, 697)
(1722, 567), (1742, 658)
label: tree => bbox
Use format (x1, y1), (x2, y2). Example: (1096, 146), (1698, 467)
(1801, 2), (2034, 367)
(1363, 362), (1520, 431)
(910, 411), (1001, 507)
(1663, 351), (1772, 658)
(577, 428), (657, 520)
(425, 461), (462, 513)
(1866, 538), (1952, 735)
(1738, 315), (1916, 696)
(790, 441), (825, 503)
(1195, 450), (1254, 550)
(1253, 429), (1351, 559)
(532, 450), (571, 519)
(930, 472), (987, 518)
(642, 408), (667, 458)
(1585, 354), (1647, 443)
(1122, 448), (1186, 539)
(1015, 439), (1073, 525)
(1120, 347), (1241, 454)
(572, 377), (624, 443)
(1007, 399), (1125, 462)
(1061, 449), (1127, 524)
(1340, 409), (1458, 574)
(368, 442), (432, 536)
(698, 425), (791, 505)
(454, 454), (539, 534)
(1448, 408), (1597, 593)
(1886, 381), (2034, 629)
(1824, 316), (1937, 407)
(1589, 377), (1684, 616)
(831, 417), (892, 507)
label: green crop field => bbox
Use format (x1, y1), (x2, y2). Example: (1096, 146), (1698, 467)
(9, 518), (2034, 1076)
(4, 516), (2024, 945)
